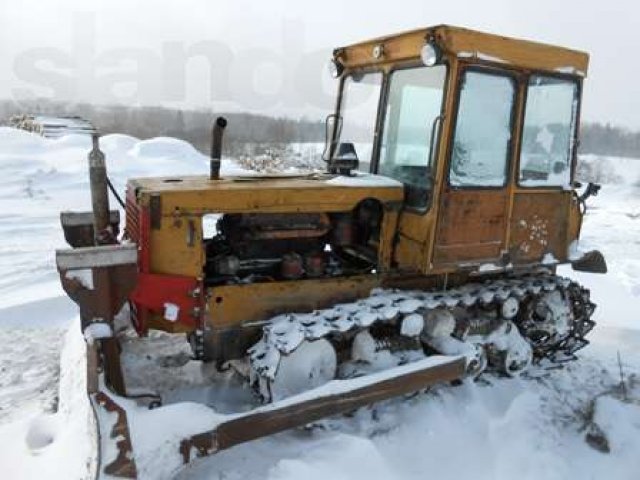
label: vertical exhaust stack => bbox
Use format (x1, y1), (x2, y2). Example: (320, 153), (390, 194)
(88, 133), (112, 245)
(210, 116), (228, 180)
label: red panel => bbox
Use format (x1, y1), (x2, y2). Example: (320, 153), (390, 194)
(130, 274), (200, 331)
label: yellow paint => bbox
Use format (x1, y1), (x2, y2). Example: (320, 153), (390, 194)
(338, 25), (589, 76)
(208, 275), (380, 329)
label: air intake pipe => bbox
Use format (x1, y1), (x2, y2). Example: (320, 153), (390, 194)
(88, 133), (112, 244)
(210, 116), (228, 180)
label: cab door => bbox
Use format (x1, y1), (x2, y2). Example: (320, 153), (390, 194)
(433, 68), (518, 266)
(509, 74), (580, 264)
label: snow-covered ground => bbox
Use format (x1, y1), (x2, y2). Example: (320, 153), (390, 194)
(0, 127), (639, 479)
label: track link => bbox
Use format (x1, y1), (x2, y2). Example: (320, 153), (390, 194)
(249, 273), (595, 389)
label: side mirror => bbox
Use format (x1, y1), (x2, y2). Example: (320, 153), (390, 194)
(322, 114), (343, 163)
(552, 161), (567, 174)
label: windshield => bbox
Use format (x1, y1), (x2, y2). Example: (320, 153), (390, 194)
(379, 65), (446, 208)
(336, 72), (383, 173)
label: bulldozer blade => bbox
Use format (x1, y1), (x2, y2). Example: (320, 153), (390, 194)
(93, 391), (138, 479)
(85, 341), (138, 479)
(180, 355), (467, 463)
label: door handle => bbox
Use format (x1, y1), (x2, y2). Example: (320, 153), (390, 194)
(428, 114), (444, 167)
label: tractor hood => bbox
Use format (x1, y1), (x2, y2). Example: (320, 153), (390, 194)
(128, 172), (405, 215)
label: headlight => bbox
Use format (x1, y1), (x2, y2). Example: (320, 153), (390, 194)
(420, 40), (441, 67)
(329, 59), (344, 78)
(372, 44), (384, 59)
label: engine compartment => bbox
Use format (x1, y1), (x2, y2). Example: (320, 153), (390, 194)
(203, 199), (383, 285)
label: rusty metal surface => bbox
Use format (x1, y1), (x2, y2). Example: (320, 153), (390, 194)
(207, 275), (380, 329)
(509, 191), (569, 263)
(101, 338), (127, 397)
(94, 391), (138, 479)
(58, 263), (137, 329)
(434, 190), (508, 265)
(179, 355), (466, 463)
(60, 211), (120, 248)
(86, 340), (100, 395)
(223, 212), (331, 241)
(56, 244), (138, 395)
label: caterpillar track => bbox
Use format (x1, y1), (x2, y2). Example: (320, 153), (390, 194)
(249, 273), (595, 402)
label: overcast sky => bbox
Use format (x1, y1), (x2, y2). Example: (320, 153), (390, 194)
(1, 0), (638, 128)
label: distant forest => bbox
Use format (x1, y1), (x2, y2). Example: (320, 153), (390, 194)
(1, 98), (639, 159)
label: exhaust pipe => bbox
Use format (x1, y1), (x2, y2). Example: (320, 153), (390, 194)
(210, 116), (228, 180)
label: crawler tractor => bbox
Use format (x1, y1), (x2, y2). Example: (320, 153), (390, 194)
(56, 25), (606, 478)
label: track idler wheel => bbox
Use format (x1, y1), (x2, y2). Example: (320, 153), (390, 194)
(264, 339), (337, 402)
(487, 322), (533, 376)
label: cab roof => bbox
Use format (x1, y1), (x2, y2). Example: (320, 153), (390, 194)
(335, 25), (589, 77)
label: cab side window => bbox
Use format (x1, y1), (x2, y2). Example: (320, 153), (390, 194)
(519, 75), (578, 187)
(450, 70), (516, 187)
(378, 66), (447, 208)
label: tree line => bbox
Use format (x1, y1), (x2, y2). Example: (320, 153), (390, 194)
(1, 98), (639, 159)
(0, 99), (326, 156)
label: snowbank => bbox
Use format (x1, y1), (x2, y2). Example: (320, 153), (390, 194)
(177, 370), (640, 480)
(0, 126), (49, 153)
(101, 133), (140, 153)
(129, 137), (202, 160)
(0, 317), (96, 479)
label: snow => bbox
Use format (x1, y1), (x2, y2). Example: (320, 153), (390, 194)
(478, 262), (501, 272)
(129, 137), (202, 161)
(326, 171), (403, 188)
(592, 395), (640, 454)
(568, 239), (585, 261)
(399, 313), (423, 337)
(0, 318), (96, 479)
(163, 302), (180, 322)
(1, 126), (640, 479)
(83, 323), (113, 343)
(268, 339), (337, 401)
(555, 66), (586, 77)
(457, 51), (508, 64)
(65, 268), (94, 289)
